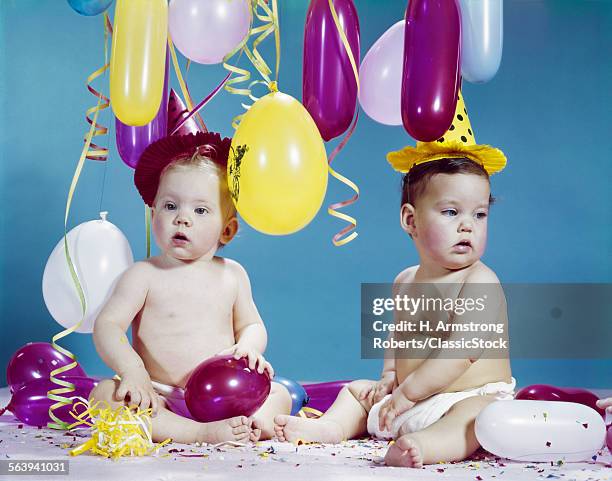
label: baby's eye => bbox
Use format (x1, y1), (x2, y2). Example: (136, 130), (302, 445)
(164, 202), (176, 211)
(441, 209), (457, 217)
(475, 211), (488, 219)
(194, 207), (209, 215)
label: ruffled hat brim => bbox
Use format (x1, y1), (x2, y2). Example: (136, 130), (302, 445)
(387, 141), (507, 175)
(134, 131), (232, 207)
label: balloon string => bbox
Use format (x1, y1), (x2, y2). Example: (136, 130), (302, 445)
(327, 111), (360, 246)
(325, 0), (360, 246)
(145, 206), (151, 259)
(47, 12), (111, 430)
(223, 0), (280, 130)
(168, 38), (208, 132)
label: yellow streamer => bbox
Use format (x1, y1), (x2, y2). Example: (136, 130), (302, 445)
(68, 401), (171, 460)
(325, 0), (360, 247)
(48, 13), (112, 430)
(168, 38), (207, 132)
(223, 0), (281, 129)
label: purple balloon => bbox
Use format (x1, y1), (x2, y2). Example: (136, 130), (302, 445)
(116, 51), (169, 169)
(303, 0), (360, 142)
(303, 380), (351, 413)
(6, 376), (98, 427)
(515, 384), (606, 419)
(401, 0), (461, 141)
(184, 355), (271, 422)
(6, 343), (87, 394)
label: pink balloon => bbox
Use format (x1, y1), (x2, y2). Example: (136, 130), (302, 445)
(302, 380), (351, 413)
(359, 20), (404, 126)
(515, 384), (605, 419)
(184, 355), (271, 422)
(401, 0), (461, 141)
(303, 0), (360, 141)
(167, 89), (203, 136)
(6, 343), (87, 394)
(169, 0), (252, 65)
(607, 424), (612, 452)
(6, 376), (97, 427)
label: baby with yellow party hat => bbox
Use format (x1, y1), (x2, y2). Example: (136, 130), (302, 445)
(274, 92), (515, 467)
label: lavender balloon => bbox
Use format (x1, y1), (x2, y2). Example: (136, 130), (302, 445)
(6, 376), (98, 427)
(169, 0), (252, 65)
(303, 0), (360, 141)
(116, 52), (169, 169)
(401, 0), (461, 141)
(7, 343), (87, 394)
(184, 355), (270, 422)
(359, 20), (404, 126)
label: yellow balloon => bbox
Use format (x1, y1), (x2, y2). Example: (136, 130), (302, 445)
(228, 91), (328, 235)
(110, 0), (167, 126)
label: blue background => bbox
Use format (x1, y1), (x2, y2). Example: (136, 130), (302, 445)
(1, 1), (610, 388)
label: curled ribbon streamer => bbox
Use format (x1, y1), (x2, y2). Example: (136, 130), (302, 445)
(168, 38), (208, 132)
(68, 401), (171, 459)
(223, 0), (280, 129)
(326, 0), (360, 246)
(85, 14), (112, 161)
(47, 13), (111, 430)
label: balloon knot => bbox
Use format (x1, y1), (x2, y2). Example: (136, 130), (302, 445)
(268, 81), (278, 93)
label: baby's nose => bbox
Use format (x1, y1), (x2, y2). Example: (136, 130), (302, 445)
(174, 214), (192, 227)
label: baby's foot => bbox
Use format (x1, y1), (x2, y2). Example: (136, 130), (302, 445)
(250, 417), (263, 442)
(197, 416), (251, 444)
(273, 415), (343, 443)
(384, 434), (424, 468)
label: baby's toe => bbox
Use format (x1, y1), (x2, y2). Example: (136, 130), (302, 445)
(229, 416), (249, 428)
(274, 414), (289, 427)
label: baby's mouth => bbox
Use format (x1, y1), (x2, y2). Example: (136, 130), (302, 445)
(453, 240), (472, 252)
(172, 232), (190, 243)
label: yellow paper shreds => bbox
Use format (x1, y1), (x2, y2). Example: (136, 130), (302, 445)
(68, 401), (171, 460)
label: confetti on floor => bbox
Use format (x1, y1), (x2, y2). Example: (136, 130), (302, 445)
(0, 387), (610, 481)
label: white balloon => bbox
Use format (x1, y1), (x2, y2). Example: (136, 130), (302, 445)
(475, 400), (606, 462)
(358, 20), (404, 126)
(42, 212), (134, 334)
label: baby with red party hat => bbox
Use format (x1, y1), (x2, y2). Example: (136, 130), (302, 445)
(89, 131), (291, 444)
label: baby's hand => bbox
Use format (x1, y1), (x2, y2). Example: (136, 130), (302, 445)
(359, 372), (396, 405)
(115, 366), (160, 416)
(596, 397), (612, 413)
(378, 387), (416, 433)
(218, 343), (274, 377)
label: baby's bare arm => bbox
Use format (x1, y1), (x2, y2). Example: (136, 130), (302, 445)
(230, 261), (267, 353)
(93, 262), (150, 376)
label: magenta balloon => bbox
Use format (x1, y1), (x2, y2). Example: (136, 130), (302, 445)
(184, 355), (271, 422)
(303, 0), (360, 142)
(116, 52), (169, 169)
(6, 376), (98, 427)
(401, 0), (461, 141)
(6, 343), (87, 394)
(515, 384), (605, 419)
(303, 380), (351, 413)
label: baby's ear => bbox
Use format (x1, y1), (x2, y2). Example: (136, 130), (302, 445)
(220, 216), (239, 245)
(400, 203), (416, 238)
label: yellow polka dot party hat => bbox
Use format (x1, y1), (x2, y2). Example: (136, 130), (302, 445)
(387, 91), (507, 174)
